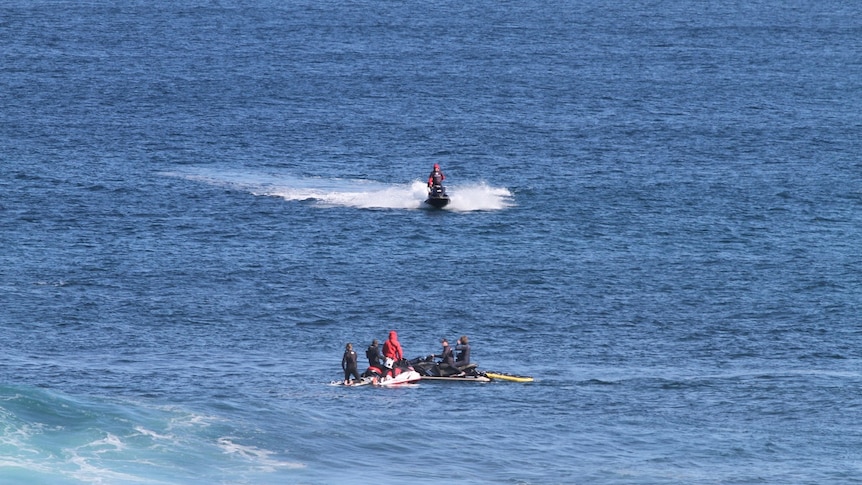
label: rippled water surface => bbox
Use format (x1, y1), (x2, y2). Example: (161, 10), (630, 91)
(2, 1), (861, 483)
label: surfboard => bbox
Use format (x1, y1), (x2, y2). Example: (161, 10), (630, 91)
(329, 377), (374, 387)
(485, 372), (534, 383)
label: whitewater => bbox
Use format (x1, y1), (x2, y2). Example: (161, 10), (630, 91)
(168, 169), (514, 212)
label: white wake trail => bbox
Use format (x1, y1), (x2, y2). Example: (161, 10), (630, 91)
(165, 169), (514, 212)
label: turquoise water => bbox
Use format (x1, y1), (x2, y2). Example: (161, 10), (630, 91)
(2, 1), (861, 483)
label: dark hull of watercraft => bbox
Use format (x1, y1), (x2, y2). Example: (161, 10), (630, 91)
(407, 356), (531, 383)
(425, 185), (450, 209)
(424, 196), (450, 209)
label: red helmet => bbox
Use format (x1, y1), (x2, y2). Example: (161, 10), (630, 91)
(433, 163), (440, 170)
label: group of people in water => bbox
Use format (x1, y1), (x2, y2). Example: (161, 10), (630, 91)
(341, 330), (471, 385)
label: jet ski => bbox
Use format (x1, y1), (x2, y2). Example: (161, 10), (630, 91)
(377, 369), (421, 386)
(408, 356), (534, 383)
(408, 355), (491, 382)
(424, 185), (450, 209)
(333, 358), (421, 387)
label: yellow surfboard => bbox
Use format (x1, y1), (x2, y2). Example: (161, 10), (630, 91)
(485, 372), (534, 383)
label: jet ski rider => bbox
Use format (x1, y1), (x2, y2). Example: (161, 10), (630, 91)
(433, 338), (464, 376)
(427, 163), (445, 190)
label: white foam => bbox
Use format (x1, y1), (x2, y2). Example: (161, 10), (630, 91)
(134, 426), (173, 441)
(0, 416), (42, 456)
(164, 169), (514, 212)
(443, 181), (515, 212)
(89, 432), (126, 453)
(66, 434), (167, 485)
(217, 437), (306, 470)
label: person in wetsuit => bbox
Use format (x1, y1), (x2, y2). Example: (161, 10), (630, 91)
(433, 338), (463, 376)
(362, 339), (383, 377)
(454, 335), (471, 368)
(365, 339), (383, 368)
(342, 343), (360, 385)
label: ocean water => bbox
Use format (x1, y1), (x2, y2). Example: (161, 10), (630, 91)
(2, 0), (861, 483)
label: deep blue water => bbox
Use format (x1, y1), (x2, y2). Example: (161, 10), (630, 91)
(2, 1), (861, 483)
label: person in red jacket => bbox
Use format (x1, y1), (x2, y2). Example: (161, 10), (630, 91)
(381, 330), (404, 378)
(427, 163), (445, 189)
(382, 330), (403, 362)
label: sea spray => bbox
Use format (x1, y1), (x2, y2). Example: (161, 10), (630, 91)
(165, 169), (514, 212)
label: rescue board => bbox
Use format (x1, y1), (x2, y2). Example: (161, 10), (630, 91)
(485, 372), (534, 383)
(329, 377), (374, 387)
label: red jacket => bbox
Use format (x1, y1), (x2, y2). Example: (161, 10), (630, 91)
(382, 331), (403, 361)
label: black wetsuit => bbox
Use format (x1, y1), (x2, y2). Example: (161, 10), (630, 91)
(437, 345), (459, 374)
(342, 349), (360, 382)
(455, 342), (471, 368)
(365, 344), (382, 368)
